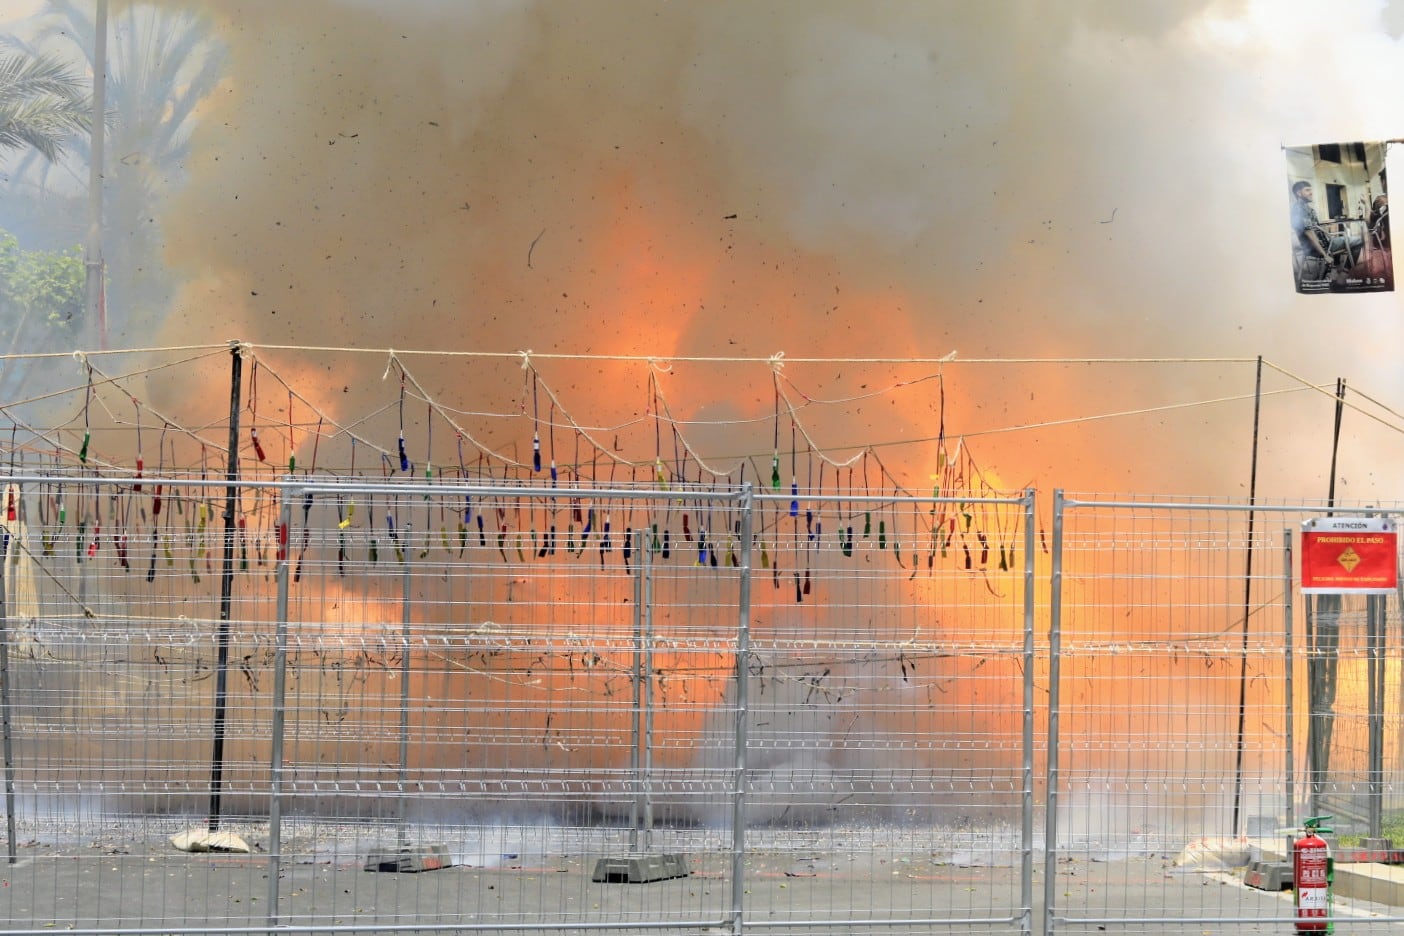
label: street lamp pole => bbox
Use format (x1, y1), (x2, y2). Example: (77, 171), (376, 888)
(85, 0), (107, 349)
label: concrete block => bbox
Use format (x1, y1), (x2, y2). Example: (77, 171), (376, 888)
(363, 843), (452, 873)
(1243, 859), (1292, 891)
(591, 853), (689, 883)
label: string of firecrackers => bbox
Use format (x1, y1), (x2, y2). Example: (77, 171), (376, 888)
(4, 446), (1020, 605)
(3, 347), (1372, 480)
(4, 385), (284, 589)
(0, 595), (1249, 698)
(754, 354), (1019, 596)
(424, 627), (1007, 668)
(0, 350), (270, 593)
(366, 350), (1022, 594)
(10, 344), (1001, 506)
(355, 642), (984, 710)
(420, 627), (640, 693)
(3, 491), (1008, 703)
(3, 348), (1026, 598)
(9, 460), (178, 592)
(0, 348), (232, 476)
(0, 346), (1303, 702)
(0, 581), (1014, 702)
(243, 352), (536, 578)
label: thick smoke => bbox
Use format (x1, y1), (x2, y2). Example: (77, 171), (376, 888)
(13, 0), (1402, 835)
(144, 0), (1404, 499)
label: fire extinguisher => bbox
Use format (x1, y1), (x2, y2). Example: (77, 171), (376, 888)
(1293, 815), (1334, 933)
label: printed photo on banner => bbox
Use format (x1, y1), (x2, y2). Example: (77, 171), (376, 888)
(1285, 141), (1391, 295)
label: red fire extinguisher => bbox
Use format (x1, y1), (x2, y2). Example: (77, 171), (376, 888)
(1294, 815), (1333, 933)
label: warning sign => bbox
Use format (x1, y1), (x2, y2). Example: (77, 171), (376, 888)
(1301, 516), (1398, 594)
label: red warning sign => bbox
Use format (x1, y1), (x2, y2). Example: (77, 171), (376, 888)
(1301, 517), (1398, 594)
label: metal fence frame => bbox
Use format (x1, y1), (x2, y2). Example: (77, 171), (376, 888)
(11, 480), (1403, 933)
(0, 474), (1037, 935)
(1047, 491), (1404, 934)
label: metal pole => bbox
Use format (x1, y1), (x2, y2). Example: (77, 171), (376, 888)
(1309, 595), (1341, 818)
(1019, 490), (1035, 936)
(1044, 490), (1066, 936)
(1326, 379), (1345, 514)
(1307, 380), (1346, 818)
(1230, 355), (1263, 837)
(85, 0), (107, 350)
(207, 341), (243, 831)
(629, 528), (643, 853)
(1284, 530), (1295, 832)
(1306, 595), (1317, 819)
(641, 526), (655, 848)
(730, 484), (754, 936)
(396, 525), (412, 852)
(0, 527), (15, 864)
(265, 494), (292, 931)
(1367, 593), (1383, 838)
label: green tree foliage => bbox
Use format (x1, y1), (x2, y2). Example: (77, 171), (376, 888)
(0, 228), (84, 402)
(11, 1), (225, 194)
(3, 1), (225, 343)
(0, 51), (90, 162)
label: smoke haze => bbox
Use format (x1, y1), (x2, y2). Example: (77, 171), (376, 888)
(137, 0), (1404, 497)
(10, 1), (1399, 838)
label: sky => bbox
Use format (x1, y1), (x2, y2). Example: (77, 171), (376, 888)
(0, 1), (43, 25)
(13, 0), (1404, 500)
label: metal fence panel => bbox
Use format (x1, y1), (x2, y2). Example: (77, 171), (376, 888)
(264, 482), (749, 934)
(1046, 493), (1404, 934)
(0, 478), (744, 933)
(0, 474), (280, 933)
(34, 478), (1404, 934)
(0, 476), (1037, 935)
(738, 491), (1035, 933)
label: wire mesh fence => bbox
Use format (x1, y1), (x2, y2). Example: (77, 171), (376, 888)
(736, 489), (1035, 932)
(1047, 492), (1404, 935)
(0, 475), (1035, 935)
(3, 478), (1404, 934)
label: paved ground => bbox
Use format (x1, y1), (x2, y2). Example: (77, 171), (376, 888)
(0, 828), (1401, 934)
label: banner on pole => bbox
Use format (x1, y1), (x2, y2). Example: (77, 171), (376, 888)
(1301, 516), (1398, 594)
(1286, 141), (1391, 294)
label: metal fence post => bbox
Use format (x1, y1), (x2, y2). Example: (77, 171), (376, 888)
(208, 343), (244, 833)
(642, 526), (656, 847)
(1044, 489), (1066, 936)
(1368, 591), (1384, 838)
(731, 482), (754, 936)
(1284, 529), (1295, 833)
(630, 528), (643, 853)
(1020, 490), (1036, 936)
(628, 526), (656, 852)
(396, 524), (413, 853)
(0, 525), (14, 866)
(265, 490), (293, 930)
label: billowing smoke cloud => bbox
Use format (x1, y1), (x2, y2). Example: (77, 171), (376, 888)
(13, 0), (1400, 834)
(143, 0), (1404, 499)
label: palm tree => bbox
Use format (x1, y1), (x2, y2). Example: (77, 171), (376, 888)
(2, 0), (226, 342)
(0, 51), (90, 162)
(0, 50), (89, 404)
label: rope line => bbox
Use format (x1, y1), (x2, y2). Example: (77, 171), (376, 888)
(5, 346), (1402, 487)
